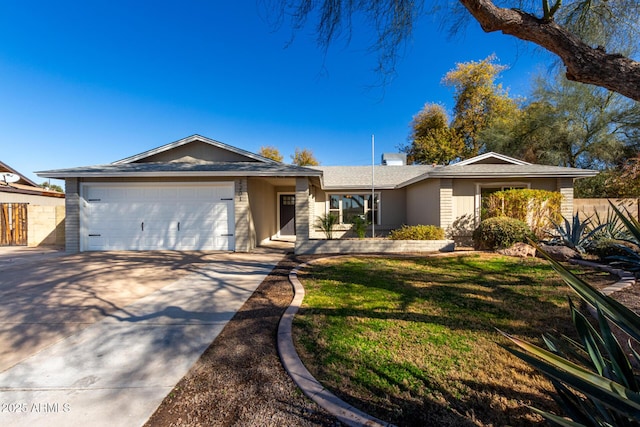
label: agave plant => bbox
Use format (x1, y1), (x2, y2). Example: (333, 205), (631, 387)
(549, 213), (605, 253)
(601, 203), (640, 271)
(315, 213), (339, 239)
(590, 207), (632, 241)
(501, 206), (640, 426)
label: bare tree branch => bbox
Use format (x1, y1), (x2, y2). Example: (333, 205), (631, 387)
(459, 0), (640, 101)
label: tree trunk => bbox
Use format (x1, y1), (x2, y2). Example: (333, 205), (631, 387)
(459, 0), (640, 102)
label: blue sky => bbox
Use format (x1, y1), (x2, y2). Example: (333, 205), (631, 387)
(0, 1), (551, 184)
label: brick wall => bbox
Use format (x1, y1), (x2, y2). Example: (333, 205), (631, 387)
(574, 198), (640, 220)
(65, 178), (80, 253)
(27, 204), (65, 246)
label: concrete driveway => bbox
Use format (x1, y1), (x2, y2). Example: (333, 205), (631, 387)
(0, 247), (286, 426)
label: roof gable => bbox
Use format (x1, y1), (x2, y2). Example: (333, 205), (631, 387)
(454, 152), (531, 166)
(0, 160), (39, 187)
(113, 135), (278, 165)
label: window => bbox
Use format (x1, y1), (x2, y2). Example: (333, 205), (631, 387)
(328, 193), (379, 224)
(281, 195), (295, 206)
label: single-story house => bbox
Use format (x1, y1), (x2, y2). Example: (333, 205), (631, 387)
(1, 161), (65, 246)
(37, 134), (597, 253)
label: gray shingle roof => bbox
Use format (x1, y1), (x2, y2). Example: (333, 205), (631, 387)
(311, 165), (434, 189)
(37, 161), (322, 178)
(428, 163), (598, 179)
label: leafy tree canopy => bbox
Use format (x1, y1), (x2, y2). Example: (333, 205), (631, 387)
(443, 55), (519, 157)
(403, 56), (518, 163)
(258, 145), (284, 162)
(291, 147), (320, 166)
(482, 71), (640, 169)
(403, 103), (463, 165)
(40, 182), (64, 193)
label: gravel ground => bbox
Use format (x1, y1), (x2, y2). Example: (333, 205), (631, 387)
(144, 254), (340, 427)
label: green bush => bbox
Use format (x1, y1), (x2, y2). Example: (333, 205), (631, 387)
(351, 215), (369, 239)
(484, 189), (562, 238)
(587, 237), (635, 260)
(472, 216), (534, 250)
(388, 224), (445, 240)
(315, 213), (339, 239)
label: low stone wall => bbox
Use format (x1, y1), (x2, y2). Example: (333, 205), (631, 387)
(295, 239), (455, 255)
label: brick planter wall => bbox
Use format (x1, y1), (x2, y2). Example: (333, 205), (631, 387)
(295, 239), (455, 255)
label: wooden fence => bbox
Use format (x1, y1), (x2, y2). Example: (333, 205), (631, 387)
(0, 203), (28, 246)
(574, 198), (640, 220)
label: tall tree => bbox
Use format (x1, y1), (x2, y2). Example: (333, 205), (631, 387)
(258, 145), (284, 162)
(403, 103), (463, 165)
(291, 148), (320, 166)
(482, 72), (640, 168)
(272, 0), (640, 101)
(443, 55), (519, 157)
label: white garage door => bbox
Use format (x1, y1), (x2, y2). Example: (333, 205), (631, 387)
(80, 183), (235, 251)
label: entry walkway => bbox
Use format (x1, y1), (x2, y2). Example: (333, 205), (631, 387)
(0, 250), (284, 427)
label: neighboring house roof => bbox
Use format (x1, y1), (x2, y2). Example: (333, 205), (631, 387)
(313, 165), (434, 189)
(0, 160), (65, 198)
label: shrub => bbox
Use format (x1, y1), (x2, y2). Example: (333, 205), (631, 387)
(587, 238), (635, 260)
(472, 217), (533, 250)
(388, 224), (445, 240)
(315, 213), (338, 239)
(351, 215), (369, 239)
(484, 189), (562, 238)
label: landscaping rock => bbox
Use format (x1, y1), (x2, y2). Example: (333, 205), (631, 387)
(537, 243), (580, 261)
(497, 242), (537, 258)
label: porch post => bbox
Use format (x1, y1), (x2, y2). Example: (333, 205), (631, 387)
(294, 177), (310, 252)
(439, 178), (453, 230)
(234, 177), (253, 252)
(558, 177), (574, 218)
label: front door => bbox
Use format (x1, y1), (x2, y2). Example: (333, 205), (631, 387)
(279, 194), (296, 236)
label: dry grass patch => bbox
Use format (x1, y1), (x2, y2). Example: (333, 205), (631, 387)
(293, 253), (610, 426)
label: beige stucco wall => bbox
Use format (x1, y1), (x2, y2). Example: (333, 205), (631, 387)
(247, 178), (279, 245)
(406, 179), (440, 226)
(28, 204), (65, 247)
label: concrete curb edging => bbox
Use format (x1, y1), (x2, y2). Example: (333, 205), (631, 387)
(277, 259), (396, 427)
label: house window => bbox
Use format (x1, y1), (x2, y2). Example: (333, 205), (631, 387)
(281, 195), (295, 206)
(328, 194), (379, 224)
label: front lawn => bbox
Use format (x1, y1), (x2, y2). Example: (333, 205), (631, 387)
(293, 253), (604, 426)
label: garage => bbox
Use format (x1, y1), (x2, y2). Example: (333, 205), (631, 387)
(80, 182), (235, 251)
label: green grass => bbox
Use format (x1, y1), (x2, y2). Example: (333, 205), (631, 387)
(293, 253), (582, 426)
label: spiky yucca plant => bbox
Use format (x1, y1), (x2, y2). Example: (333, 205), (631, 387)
(315, 213), (339, 240)
(502, 203), (640, 426)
